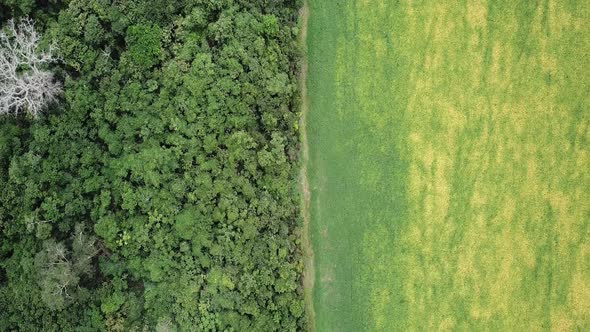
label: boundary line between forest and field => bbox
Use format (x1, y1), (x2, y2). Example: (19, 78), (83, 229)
(298, 1), (315, 331)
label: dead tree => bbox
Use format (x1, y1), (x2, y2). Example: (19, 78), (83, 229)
(0, 18), (61, 117)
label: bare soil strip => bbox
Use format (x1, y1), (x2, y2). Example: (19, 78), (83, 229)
(298, 2), (315, 331)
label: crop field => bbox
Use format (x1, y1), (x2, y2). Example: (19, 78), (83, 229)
(305, 0), (590, 330)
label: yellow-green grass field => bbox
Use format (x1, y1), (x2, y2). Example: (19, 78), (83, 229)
(305, 0), (590, 330)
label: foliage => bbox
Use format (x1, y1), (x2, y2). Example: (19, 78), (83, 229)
(34, 224), (98, 310)
(0, 0), (305, 330)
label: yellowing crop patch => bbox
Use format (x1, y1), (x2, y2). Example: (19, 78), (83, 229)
(306, 0), (590, 330)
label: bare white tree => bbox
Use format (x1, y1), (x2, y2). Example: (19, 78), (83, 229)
(0, 18), (61, 117)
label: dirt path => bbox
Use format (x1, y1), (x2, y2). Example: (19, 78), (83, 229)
(298, 1), (315, 331)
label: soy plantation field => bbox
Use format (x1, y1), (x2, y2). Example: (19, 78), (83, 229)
(305, 0), (590, 330)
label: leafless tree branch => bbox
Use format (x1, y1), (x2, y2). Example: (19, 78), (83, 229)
(0, 18), (61, 117)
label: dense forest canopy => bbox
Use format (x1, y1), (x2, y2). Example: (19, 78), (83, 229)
(0, 0), (306, 330)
